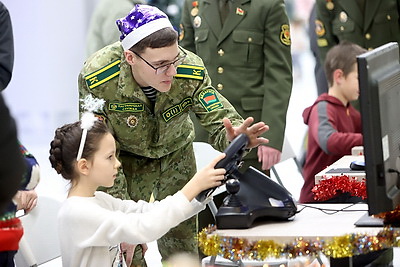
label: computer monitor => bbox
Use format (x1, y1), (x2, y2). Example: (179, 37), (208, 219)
(358, 42), (400, 221)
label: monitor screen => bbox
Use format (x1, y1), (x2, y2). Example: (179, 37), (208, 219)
(358, 42), (400, 217)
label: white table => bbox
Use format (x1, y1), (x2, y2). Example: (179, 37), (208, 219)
(315, 155), (365, 184)
(204, 203), (394, 267)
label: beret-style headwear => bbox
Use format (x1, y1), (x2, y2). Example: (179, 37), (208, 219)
(116, 4), (173, 50)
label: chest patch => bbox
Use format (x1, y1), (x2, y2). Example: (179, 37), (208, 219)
(109, 102), (145, 112)
(162, 97), (193, 122)
(199, 89), (223, 112)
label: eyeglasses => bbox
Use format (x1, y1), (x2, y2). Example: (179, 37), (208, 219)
(132, 47), (187, 75)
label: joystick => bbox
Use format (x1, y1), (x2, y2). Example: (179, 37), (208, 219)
(223, 179), (242, 207)
(195, 134), (249, 202)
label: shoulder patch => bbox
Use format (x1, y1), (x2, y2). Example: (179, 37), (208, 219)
(84, 59), (121, 89)
(199, 88), (223, 112)
(175, 64), (205, 80)
(280, 24), (291, 46)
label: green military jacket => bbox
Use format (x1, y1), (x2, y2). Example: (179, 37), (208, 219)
(315, 0), (400, 64)
(179, 0), (292, 152)
(78, 42), (243, 159)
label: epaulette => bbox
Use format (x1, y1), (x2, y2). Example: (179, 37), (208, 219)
(175, 64), (205, 80)
(84, 59), (121, 89)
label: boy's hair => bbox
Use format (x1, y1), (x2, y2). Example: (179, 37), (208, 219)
(129, 27), (178, 54)
(49, 120), (110, 181)
(324, 41), (367, 86)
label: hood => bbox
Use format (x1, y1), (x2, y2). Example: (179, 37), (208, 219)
(302, 93), (345, 125)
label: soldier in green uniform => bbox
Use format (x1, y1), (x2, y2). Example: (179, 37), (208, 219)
(315, 0), (400, 65)
(78, 4), (269, 266)
(179, 0), (293, 173)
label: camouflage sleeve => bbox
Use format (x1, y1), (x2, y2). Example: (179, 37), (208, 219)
(78, 71), (131, 200)
(191, 69), (244, 152)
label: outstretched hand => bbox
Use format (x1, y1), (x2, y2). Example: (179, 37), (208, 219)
(181, 153), (227, 201)
(223, 117), (269, 149)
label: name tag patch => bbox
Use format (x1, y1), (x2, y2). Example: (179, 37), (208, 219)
(162, 97), (193, 122)
(109, 102), (145, 112)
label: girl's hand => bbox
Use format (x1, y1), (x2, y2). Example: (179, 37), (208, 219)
(181, 153), (226, 201)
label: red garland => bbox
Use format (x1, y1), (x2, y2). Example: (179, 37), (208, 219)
(312, 175), (366, 201)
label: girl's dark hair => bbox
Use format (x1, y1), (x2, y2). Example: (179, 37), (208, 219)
(49, 120), (110, 180)
(129, 27), (178, 54)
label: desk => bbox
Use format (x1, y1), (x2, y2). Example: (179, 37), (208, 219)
(315, 155), (365, 184)
(201, 204), (399, 267)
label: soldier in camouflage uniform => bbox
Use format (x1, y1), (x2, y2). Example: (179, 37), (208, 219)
(78, 4), (269, 266)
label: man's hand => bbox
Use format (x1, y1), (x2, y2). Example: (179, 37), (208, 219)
(14, 190), (38, 213)
(257, 146), (281, 170)
(121, 242), (136, 266)
(120, 243), (148, 266)
(223, 117), (269, 149)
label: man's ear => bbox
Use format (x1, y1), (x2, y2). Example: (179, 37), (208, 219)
(333, 69), (344, 85)
(76, 158), (90, 176)
(124, 50), (135, 66)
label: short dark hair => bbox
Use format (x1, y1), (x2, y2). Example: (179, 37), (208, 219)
(129, 27), (178, 54)
(324, 41), (367, 87)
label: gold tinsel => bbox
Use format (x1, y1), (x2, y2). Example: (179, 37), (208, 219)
(198, 225), (400, 262)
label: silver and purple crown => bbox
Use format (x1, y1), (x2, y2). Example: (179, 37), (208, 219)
(116, 4), (173, 50)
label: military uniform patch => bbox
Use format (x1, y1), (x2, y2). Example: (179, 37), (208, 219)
(162, 97), (193, 122)
(280, 24), (291, 46)
(175, 64), (205, 80)
(179, 24), (185, 41)
(84, 59), (121, 89)
(317, 38), (328, 47)
(109, 102), (145, 112)
(315, 20), (325, 37)
(126, 115), (138, 128)
(199, 89), (223, 112)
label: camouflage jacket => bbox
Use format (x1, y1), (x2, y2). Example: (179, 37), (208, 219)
(78, 42), (243, 159)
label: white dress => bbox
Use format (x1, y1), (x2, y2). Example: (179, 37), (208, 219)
(57, 191), (206, 267)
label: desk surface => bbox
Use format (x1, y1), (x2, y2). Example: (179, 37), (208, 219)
(315, 155), (365, 184)
(214, 203), (381, 243)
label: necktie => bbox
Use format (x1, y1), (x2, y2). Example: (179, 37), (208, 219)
(219, 0), (230, 25)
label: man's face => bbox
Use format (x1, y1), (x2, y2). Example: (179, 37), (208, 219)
(125, 42), (182, 93)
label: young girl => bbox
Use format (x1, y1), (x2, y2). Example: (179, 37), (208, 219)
(49, 116), (226, 267)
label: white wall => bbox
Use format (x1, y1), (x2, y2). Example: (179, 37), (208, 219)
(2, 0), (100, 198)
(2, 0), (98, 147)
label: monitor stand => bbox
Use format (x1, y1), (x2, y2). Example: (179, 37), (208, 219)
(354, 212), (384, 227)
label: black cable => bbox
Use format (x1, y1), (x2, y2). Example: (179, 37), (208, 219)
(295, 202), (368, 215)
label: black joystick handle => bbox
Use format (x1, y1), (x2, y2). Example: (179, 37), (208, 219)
(225, 179), (242, 207)
(226, 179), (240, 194)
(195, 134), (249, 202)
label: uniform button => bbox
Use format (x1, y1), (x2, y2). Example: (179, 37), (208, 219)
(217, 83), (224, 90)
(195, 36), (199, 41)
(248, 37), (253, 42)
(365, 33), (371, 40)
(218, 49), (224, 56)
(340, 26), (344, 31)
(217, 67), (224, 74)
(387, 14), (391, 20)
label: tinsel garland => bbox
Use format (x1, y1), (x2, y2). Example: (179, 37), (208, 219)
(312, 175), (367, 201)
(198, 225), (400, 262)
